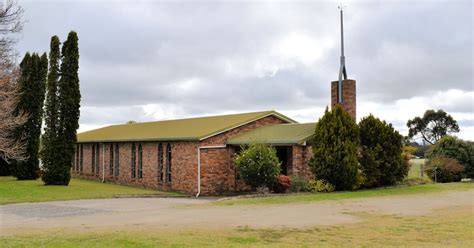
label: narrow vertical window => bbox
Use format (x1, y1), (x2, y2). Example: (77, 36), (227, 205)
(158, 143), (163, 182)
(115, 144), (120, 176)
(166, 143), (171, 183)
(131, 143), (136, 178)
(138, 144), (143, 178)
(75, 145), (79, 171)
(110, 144), (114, 176)
(95, 143), (100, 176)
(80, 144), (83, 172)
(91, 144), (95, 173)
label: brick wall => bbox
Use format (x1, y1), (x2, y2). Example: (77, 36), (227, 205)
(73, 141), (198, 194)
(289, 145), (313, 180)
(331, 79), (356, 120)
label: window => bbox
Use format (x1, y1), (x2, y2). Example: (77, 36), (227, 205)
(131, 143), (136, 178)
(80, 145), (83, 172)
(75, 145), (79, 171)
(110, 144), (114, 176)
(166, 143), (171, 183)
(115, 144), (120, 176)
(138, 144), (143, 179)
(91, 144), (95, 173)
(158, 143), (163, 182)
(95, 143), (100, 176)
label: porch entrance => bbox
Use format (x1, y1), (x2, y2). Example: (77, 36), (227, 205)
(275, 146), (292, 175)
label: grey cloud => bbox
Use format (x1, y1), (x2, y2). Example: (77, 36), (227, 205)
(17, 0), (473, 134)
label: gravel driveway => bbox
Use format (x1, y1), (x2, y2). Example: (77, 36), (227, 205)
(1, 190), (473, 235)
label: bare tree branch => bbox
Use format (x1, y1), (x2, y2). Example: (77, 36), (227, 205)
(0, 0), (26, 161)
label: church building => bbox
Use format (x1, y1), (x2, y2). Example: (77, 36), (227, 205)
(74, 83), (356, 195)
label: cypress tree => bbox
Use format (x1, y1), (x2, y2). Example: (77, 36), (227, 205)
(11, 52), (47, 180)
(41, 36), (62, 184)
(309, 106), (360, 191)
(359, 115), (408, 188)
(57, 31), (81, 185)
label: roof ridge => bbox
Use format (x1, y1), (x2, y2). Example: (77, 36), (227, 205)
(116, 110), (274, 126)
(85, 110), (275, 131)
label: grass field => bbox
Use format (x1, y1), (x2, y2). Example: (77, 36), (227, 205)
(2, 205), (472, 247)
(0, 176), (183, 205)
(214, 182), (473, 206)
(408, 158), (427, 179)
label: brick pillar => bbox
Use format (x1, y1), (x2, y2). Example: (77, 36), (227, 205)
(331, 79), (356, 120)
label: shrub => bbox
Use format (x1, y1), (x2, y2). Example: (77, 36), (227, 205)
(358, 115), (409, 188)
(425, 156), (464, 183)
(427, 136), (474, 178)
(272, 175), (291, 193)
(234, 143), (281, 190)
(308, 179), (335, 193)
(354, 168), (366, 190)
(289, 176), (309, 192)
(310, 106), (360, 191)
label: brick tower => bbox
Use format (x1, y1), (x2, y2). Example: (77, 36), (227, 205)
(331, 79), (356, 120)
(331, 5), (356, 121)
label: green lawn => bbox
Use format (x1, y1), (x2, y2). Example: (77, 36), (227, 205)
(2, 205), (472, 247)
(408, 158), (427, 179)
(0, 176), (183, 205)
(214, 182), (474, 206)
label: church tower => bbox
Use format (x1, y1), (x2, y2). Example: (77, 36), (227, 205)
(331, 5), (356, 120)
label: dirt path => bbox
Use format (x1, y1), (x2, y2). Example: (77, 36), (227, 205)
(1, 190), (473, 235)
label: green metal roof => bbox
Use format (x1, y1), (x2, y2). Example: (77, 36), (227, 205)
(77, 110), (296, 143)
(227, 122), (316, 145)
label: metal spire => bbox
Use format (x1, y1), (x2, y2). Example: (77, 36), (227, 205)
(338, 5), (348, 103)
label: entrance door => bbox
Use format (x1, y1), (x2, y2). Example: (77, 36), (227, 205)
(275, 146), (292, 175)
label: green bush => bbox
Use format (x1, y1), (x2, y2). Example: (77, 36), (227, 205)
(425, 156), (464, 183)
(307, 179), (335, 193)
(427, 136), (474, 178)
(289, 176), (309, 192)
(234, 143), (281, 189)
(310, 106), (360, 191)
(358, 115), (409, 188)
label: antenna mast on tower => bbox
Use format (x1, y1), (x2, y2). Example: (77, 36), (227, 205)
(338, 4), (347, 103)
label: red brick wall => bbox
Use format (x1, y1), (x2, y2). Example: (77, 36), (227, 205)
(331, 79), (356, 120)
(73, 141), (198, 194)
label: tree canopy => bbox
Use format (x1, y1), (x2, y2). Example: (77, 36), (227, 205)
(407, 109), (459, 145)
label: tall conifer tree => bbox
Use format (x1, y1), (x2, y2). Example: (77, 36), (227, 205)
(11, 52), (47, 180)
(56, 31), (80, 185)
(310, 106), (360, 190)
(41, 36), (62, 184)
(42, 32), (80, 185)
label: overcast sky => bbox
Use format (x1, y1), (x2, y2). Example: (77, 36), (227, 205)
(18, 0), (473, 140)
